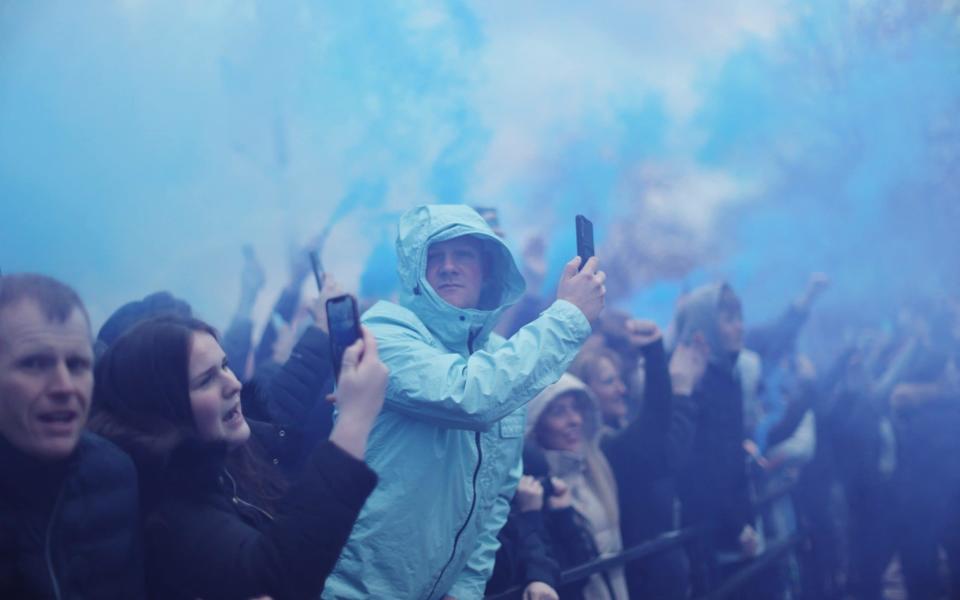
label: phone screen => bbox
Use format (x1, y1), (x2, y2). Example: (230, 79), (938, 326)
(575, 215), (594, 272)
(326, 294), (361, 380)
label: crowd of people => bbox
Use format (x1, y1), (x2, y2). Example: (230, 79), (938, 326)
(1, 203), (958, 600)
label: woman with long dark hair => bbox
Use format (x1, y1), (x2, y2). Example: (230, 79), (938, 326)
(90, 315), (385, 600)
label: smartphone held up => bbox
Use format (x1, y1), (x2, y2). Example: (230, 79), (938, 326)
(326, 294), (362, 381)
(575, 215), (595, 272)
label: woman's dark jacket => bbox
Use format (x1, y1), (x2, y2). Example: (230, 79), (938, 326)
(105, 414), (376, 600)
(241, 326), (338, 467)
(0, 433), (144, 599)
(141, 429), (376, 600)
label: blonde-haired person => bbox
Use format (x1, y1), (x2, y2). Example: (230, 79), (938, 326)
(570, 319), (707, 598)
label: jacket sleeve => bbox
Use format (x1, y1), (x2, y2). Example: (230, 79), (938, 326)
(145, 441), (376, 600)
(367, 300), (591, 431)
(602, 341), (699, 478)
(515, 510), (560, 589)
(446, 455), (522, 600)
(266, 326), (336, 438)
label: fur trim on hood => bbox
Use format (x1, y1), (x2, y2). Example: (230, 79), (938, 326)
(525, 373), (602, 443)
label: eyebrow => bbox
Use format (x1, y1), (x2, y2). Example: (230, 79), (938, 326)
(190, 364), (218, 387)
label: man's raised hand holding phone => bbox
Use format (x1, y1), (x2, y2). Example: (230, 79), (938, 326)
(557, 255), (606, 323)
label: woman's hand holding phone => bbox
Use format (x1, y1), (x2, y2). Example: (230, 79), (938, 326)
(327, 326), (388, 460)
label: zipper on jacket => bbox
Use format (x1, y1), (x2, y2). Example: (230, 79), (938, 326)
(467, 327), (480, 354)
(426, 430), (483, 599)
(223, 469), (275, 521)
(44, 483), (67, 600)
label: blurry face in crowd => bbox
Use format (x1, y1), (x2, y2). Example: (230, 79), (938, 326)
(588, 357), (628, 421)
(426, 236), (485, 310)
(188, 331), (250, 449)
(716, 291), (743, 353)
(537, 393), (584, 452)
(0, 300), (93, 461)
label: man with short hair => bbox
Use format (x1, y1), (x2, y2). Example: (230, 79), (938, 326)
(323, 205), (606, 599)
(0, 273), (144, 598)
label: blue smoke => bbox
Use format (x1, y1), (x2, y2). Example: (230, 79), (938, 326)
(1, 1), (957, 358)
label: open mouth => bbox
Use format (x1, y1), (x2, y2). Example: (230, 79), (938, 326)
(36, 410), (80, 435)
(222, 404), (242, 424)
(38, 410), (78, 424)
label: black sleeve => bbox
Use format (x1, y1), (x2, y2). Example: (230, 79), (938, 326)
(542, 507), (593, 598)
(602, 341), (699, 479)
(641, 340), (672, 431)
(514, 510), (560, 588)
(487, 510), (560, 595)
(253, 286), (301, 367)
(145, 441), (377, 600)
(221, 316), (254, 381)
(265, 326), (336, 438)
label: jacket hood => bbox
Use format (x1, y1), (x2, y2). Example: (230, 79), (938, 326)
(671, 281), (740, 369)
(395, 205), (526, 349)
(525, 373), (603, 446)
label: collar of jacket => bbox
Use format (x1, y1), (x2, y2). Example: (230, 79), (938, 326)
(543, 448), (587, 479)
(142, 438), (229, 505)
(395, 205), (526, 353)
(0, 434), (72, 507)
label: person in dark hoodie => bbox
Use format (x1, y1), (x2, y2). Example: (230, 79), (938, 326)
(572, 321), (707, 599)
(0, 273), (144, 599)
(672, 282), (762, 595)
(89, 315), (384, 600)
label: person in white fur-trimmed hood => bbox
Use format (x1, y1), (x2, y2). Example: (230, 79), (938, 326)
(525, 373), (630, 600)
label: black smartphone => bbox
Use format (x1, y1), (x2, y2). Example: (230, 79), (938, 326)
(575, 214), (594, 272)
(325, 294), (361, 380)
(309, 250), (325, 294)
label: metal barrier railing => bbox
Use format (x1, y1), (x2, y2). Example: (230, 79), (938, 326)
(485, 527), (705, 600)
(693, 533), (806, 600)
(560, 527), (705, 585)
(484, 481), (804, 599)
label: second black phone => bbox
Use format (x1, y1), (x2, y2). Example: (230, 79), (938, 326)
(325, 294), (361, 380)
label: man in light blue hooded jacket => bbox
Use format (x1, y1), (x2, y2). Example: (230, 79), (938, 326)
(323, 205), (606, 599)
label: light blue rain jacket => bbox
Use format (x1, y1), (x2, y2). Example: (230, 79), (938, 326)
(322, 205), (591, 599)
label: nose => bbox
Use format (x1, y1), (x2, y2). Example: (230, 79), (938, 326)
(567, 409), (583, 427)
(47, 361), (77, 402)
(222, 367), (242, 398)
(439, 254), (460, 275)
